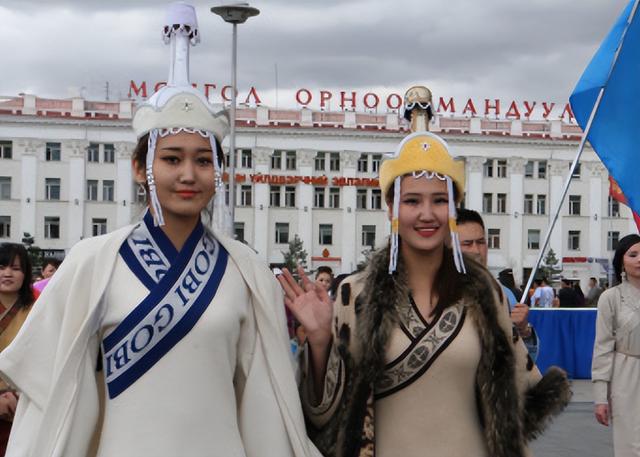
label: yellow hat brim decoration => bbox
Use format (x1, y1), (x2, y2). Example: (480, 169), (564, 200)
(379, 132), (465, 203)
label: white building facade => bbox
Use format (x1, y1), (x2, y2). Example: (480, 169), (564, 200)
(0, 94), (635, 285)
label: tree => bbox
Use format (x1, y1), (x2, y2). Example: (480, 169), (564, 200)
(539, 248), (562, 281)
(281, 235), (308, 274)
(21, 232), (43, 270)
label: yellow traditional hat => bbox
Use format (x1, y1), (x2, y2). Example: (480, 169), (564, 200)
(381, 128), (467, 274)
(379, 132), (465, 201)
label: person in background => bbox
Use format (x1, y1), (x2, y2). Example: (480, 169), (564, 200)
(0, 243), (36, 455)
(558, 278), (580, 308)
(314, 266), (333, 292)
(498, 268), (523, 304)
(573, 282), (586, 307)
(532, 278), (555, 308)
(41, 258), (61, 279)
(586, 277), (603, 307)
(592, 234), (640, 457)
(33, 257), (63, 294)
(456, 209), (538, 361)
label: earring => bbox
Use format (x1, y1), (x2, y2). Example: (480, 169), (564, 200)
(137, 182), (147, 200)
(622, 270), (628, 281)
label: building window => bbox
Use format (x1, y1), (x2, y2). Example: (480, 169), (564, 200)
(538, 161), (547, 179)
(488, 228), (500, 249)
(104, 144), (115, 163)
(224, 150), (230, 168)
(271, 150), (282, 169)
(314, 152), (326, 171)
(241, 149), (252, 168)
(328, 187), (340, 209)
(45, 178), (61, 200)
(46, 142), (61, 161)
(0, 141), (12, 159)
(240, 185), (252, 206)
(0, 177), (11, 200)
(371, 154), (382, 174)
(285, 151), (297, 170)
(0, 216), (10, 238)
(572, 162), (581, 179)
(356, 188), (367, 209)
(568, 230), (581, 250)
(87, 143), (100, 163)
(314, 187), (325, 208)
(270, 185), (281, 207)
(527, 229), (540, 250)
(103, 180), (115, 202)
(608, 196), (620, 217)
(496, 160), (508, 178)
(225, 183), (230, 206)
(357, 154), (368, 172)
(234, 222), (245, 242)
(275, 222), (289, 244)
(44, 216), (60, 239)
(483, 160), (494, 178)
(524, 161), (534, 178)
(329, 153), (340, 172)
(537, 194), (546, 215)
(319, 224), (333, 245)
(371, 189), (382, 210)
(569, 195), (581, 215)
(362, 225), (376, 248)
(496, 193), (507, 213)
(523, 194), (534, 214)
(482, 193), (492, 213)
(607, 231), (620, 251)
(86, 180), (98, 201)
(284, 186), (296, 208)
(92, 218), (107, 236)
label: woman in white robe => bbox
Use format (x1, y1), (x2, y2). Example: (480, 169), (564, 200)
(592, 233), (640, 457)
(0, 4), (320, 457)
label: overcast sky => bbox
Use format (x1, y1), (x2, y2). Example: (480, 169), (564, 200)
(0, 0), (630, 112)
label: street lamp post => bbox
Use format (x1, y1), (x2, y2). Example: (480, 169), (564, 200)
(211, 3), (260, 228)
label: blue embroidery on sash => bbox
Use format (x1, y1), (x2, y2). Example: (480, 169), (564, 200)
(104, 219), (227, 399)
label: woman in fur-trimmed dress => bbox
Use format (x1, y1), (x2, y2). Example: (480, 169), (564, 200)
(280, 128), (571, 457)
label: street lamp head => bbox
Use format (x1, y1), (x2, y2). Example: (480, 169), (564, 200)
(211, 3), (260, 24)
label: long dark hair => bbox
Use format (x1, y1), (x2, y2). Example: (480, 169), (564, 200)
(0, 243), (34, 308)
(613, 234), (640, 284)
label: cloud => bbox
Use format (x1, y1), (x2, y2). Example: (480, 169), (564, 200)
(0, 0), (629, 107)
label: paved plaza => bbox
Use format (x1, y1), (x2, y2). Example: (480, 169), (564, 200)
(531, 380), (613, 457)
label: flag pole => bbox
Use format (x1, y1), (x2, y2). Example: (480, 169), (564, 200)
(520, 0), (639, 304)
(519, 89), (603, 303)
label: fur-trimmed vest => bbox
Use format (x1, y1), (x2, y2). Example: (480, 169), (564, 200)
(304, 246), (571, 457)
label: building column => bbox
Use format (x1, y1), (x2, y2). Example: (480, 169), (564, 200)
(252, 147), (272, 261)
(66, 140), (88, 246)
(341, 151), (361, 273)
(508, 158), (526, 279)
(466, 157), (484, 211)
(18, 140), (40, 240)
(548, 160), (565, 258)
(296, 149), (316, 267)
(587, 162), (605, 257)
(116, 142), (134, 229)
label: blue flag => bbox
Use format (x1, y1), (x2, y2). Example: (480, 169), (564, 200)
(570, 0), (640, 214)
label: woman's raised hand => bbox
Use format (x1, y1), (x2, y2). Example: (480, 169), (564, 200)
(278, 265), (333, 350)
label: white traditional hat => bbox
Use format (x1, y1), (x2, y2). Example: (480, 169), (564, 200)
(132, 2), (231, 233)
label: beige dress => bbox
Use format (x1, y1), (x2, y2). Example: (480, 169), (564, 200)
(592, 281), (640, 457)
